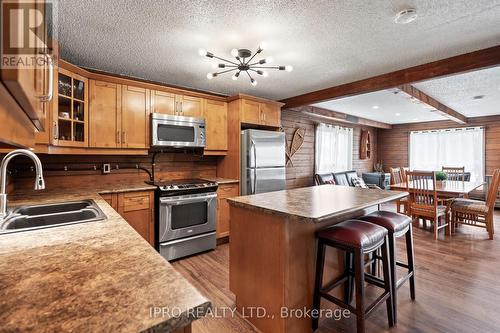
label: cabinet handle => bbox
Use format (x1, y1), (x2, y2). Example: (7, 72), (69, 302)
(39, 54), (54, 102)
(122, 131), (127, 144)
(53, 121), (58, 140)
(117, 131), (121, 144)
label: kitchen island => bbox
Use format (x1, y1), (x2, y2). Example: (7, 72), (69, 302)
(228, 185), (408, 333)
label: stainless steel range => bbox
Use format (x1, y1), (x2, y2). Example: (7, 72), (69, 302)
(149, 179), (218, 261)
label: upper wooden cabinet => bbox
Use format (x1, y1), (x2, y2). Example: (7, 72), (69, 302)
(150, 90), (176, 115)
(203, 99), (228, 151)
(52, 68), (89, 147)
(260, 103), (281, 127)
(151, 90), (203, 118)
(239, 97), (282, 128)
(121, 85), (149, 149)
(0, 0), (53, 132)
(90, 81), (149, 149)
(89, 80), (121, 148)
(179, 95), (203, 117)
(241, 99), (261, 125)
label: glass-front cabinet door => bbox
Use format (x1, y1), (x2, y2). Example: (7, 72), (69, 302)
(52, 68), (89, 147)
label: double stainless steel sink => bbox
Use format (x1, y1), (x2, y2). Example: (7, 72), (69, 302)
(0, 199), (106, 234)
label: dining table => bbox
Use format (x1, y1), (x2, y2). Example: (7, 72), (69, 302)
(390, 180), (485, 198)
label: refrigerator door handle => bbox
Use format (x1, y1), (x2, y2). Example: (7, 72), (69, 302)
(251, 139), (257, 194)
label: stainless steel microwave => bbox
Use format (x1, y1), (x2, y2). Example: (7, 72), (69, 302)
(151, 113), (205, 148)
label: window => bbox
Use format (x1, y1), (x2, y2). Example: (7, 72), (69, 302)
(315, 123), (353, 174)
(409, 127), (484, 182)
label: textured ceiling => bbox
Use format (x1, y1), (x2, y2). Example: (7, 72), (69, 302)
(414, 66), (500, 117)
(55, 0), (500, 100)
(313, 89), (448, 124)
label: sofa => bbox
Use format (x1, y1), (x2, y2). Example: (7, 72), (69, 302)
(314, 170), (380, 188)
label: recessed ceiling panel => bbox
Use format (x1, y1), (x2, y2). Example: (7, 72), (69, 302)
(313, 90), (448, 124)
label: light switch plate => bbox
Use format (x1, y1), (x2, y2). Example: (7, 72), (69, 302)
(103, 164), (111, 174)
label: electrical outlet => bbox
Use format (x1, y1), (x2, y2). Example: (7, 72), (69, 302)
(103, 164), (111, 174)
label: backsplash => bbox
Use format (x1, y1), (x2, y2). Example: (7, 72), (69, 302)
(11, 152), (217, 192)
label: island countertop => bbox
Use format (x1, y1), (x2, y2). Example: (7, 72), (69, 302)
(0, 182), (210, 333)
(227, 185), (409, 223)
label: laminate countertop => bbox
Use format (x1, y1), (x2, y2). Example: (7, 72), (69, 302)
(227, 185), (408, 223)
(0, 180), (210, 333)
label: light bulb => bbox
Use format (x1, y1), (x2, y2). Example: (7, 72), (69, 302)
(232, 72), (240, 80)
(266, 57), (273, 64)
(230, 48), (239, 57)
(211, 63), (218, 69)
(207, 73), (214, 80)
(262, 71), (269, 77)
(285, 65), (293, 72)
(258, 41), (267, 51)
(251, 79), (257, 86)
(198, 48), (207, 57)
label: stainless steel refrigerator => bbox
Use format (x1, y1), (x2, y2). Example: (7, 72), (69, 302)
(241, 129), (286, 195)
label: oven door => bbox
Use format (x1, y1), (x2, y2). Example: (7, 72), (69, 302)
(159, 192), (217, 242)
(151, 115), (205, 148)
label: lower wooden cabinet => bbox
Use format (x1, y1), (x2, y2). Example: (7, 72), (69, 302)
(216, 183), (239, 239)
(100, 190), (155, 245)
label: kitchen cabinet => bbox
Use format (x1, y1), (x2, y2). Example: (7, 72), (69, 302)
(89, 81), (148, 149)
(178, 95), (203, 117)
(203, 99), (228, 152)
(89, 80), (122, 148)
(52, 68), (89, 147)
(121, 85), (149, 149)
(101, 191), (154, 246)
(240, 99), (261, 125)
(151, 90), (176, 115)
(150, 90), (203, 117)
(216, 183), (239, 239)
(260, 102), (281, 127)
(240, 98), (281, 128)
(0, 0), (53, 132)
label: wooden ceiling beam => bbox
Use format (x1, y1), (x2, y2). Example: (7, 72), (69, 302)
(291, 106), (392, 129)
(398, 84), (467, 124)
(280, 45), (500, 109)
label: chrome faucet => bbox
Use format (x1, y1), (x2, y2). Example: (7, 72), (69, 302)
(0, 149), (45, 218)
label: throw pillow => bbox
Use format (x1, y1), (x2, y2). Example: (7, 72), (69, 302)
(351, 176), (368, 188)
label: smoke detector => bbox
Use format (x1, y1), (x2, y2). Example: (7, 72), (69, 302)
(394, 8), (418, 24)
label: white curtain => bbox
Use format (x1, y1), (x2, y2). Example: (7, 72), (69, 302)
(409, 127), (484, 182)
(315, 123), (353, 174)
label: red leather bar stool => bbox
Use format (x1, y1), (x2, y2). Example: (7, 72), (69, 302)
(359, 211), (416, 324)
(312, 220), (394, 333)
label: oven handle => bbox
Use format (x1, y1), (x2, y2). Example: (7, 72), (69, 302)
(159, 192), (217, 205)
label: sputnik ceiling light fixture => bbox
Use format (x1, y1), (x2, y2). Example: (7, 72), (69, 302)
(198, 42), (293, 86)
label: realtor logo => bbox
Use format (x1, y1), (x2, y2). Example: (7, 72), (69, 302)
(1, 0), (54, 68)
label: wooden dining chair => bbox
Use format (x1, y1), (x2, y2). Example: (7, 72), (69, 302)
(442, 166), (465, 181)
(406, 171), (450, 240)
(390, 167), (409, 215)
(450, 169), (500, 239)
(401, 167), (409, 182)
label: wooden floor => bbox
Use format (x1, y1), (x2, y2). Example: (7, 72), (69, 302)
(172, 205), (500, 333)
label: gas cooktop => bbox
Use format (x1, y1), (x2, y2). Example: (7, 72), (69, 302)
(146, 178), (218, 196)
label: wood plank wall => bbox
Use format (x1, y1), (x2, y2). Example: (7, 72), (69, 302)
(281, 109), (377, 189)
(378, 115), (500, 175)
(11, 153), (217, 191)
